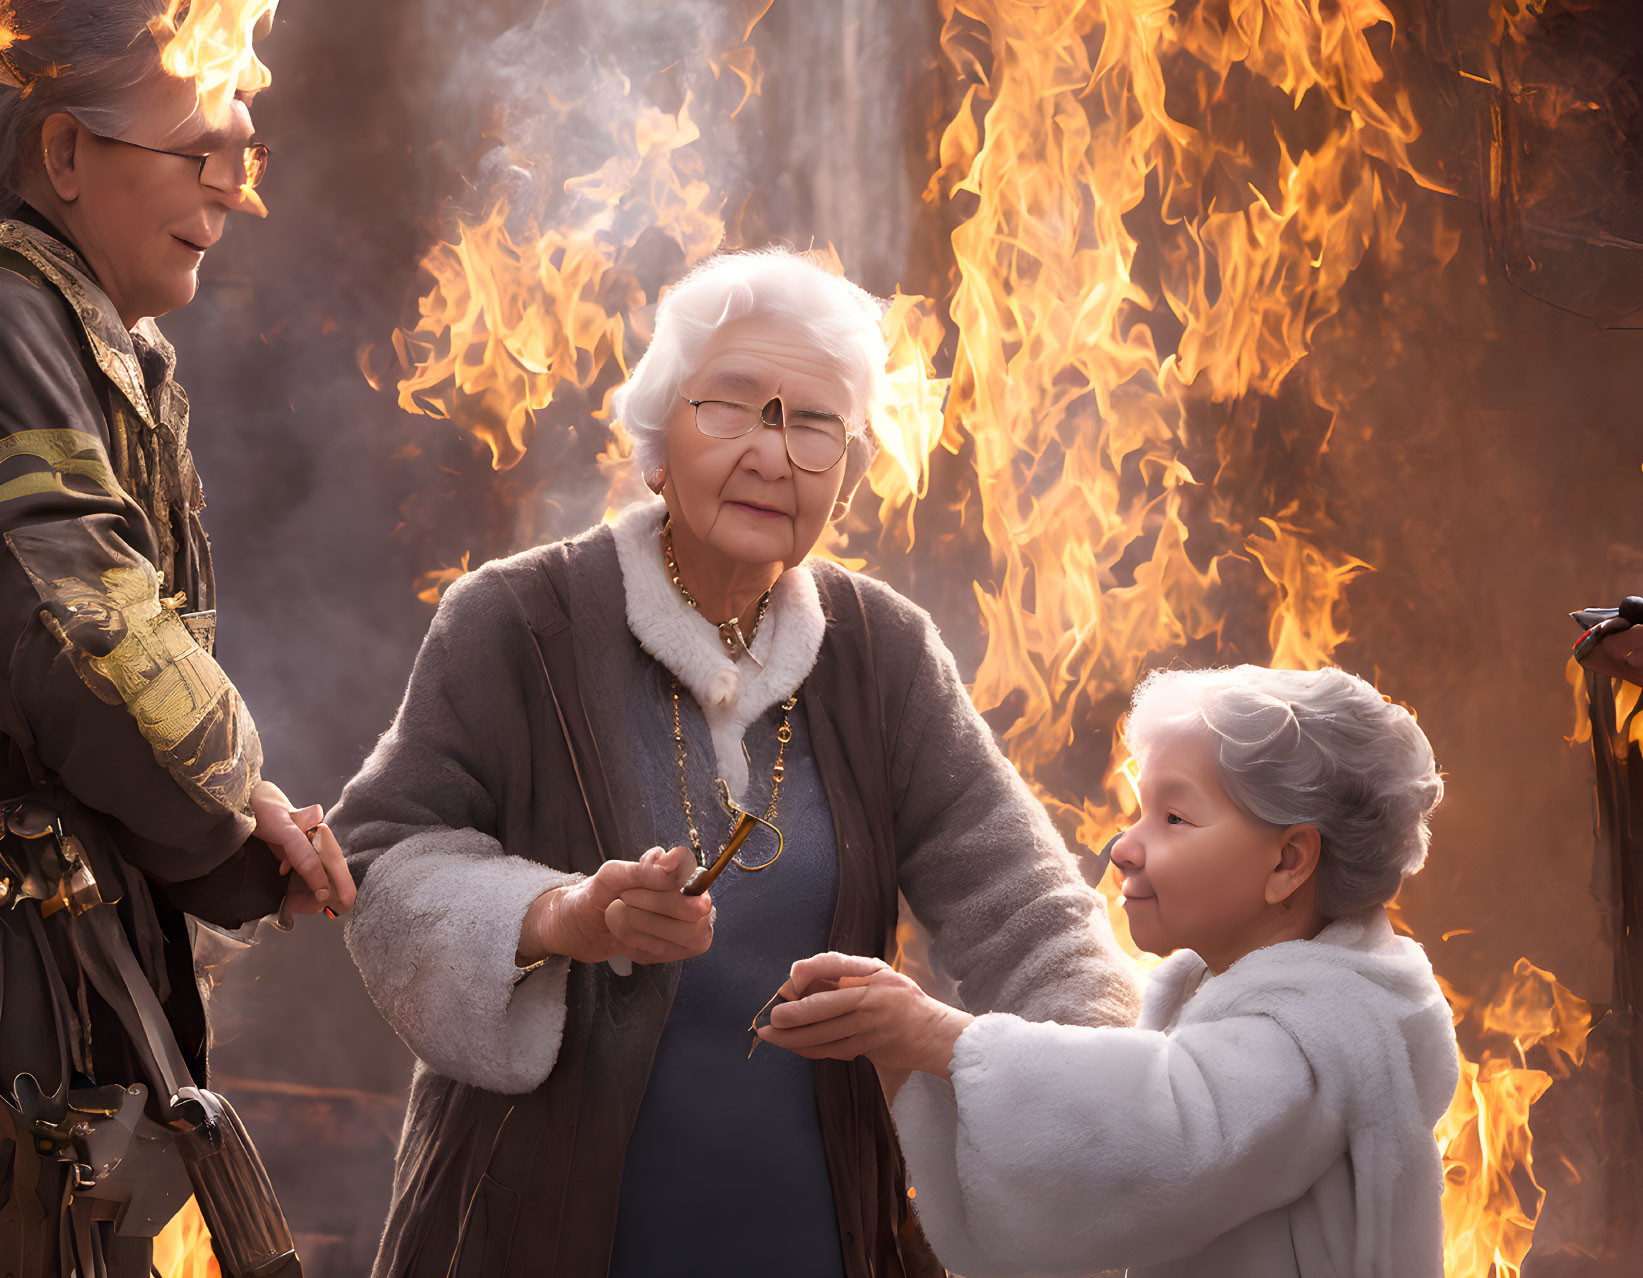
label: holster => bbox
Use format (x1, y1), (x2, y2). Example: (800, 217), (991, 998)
(1, 804), (303, 1278)
(169, 1089), (300, 1278)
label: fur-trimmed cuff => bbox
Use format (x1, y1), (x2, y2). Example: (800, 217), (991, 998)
(892, 1063), (1000, 1278)
(345, 840), (581, 1095)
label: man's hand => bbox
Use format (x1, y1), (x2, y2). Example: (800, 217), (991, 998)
(517, 845), (714, 966)
(252, 780), (354, 915)
(1579, 625), (1643, 687)
(756, 952), (975, 1089)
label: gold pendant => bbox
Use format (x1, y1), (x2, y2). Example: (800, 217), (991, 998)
(678, 780), (785, 896)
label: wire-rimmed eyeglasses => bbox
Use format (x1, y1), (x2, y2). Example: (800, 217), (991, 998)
(78, 125), (270, 194)
(680, 394), (855, 473)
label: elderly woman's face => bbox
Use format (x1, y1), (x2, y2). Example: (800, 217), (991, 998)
(41, 77), (259, 326)
(663, 315), (858, 569)
(1111, 724), (1300, 966)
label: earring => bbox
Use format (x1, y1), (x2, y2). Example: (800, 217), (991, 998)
(646, 466), (667, 494)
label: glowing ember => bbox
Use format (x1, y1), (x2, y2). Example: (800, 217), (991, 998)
(0, 3), (26, 92)
(415, 552), (471, 606)
(152, 1198), (220, 1278)
(149, 0), (278, 128)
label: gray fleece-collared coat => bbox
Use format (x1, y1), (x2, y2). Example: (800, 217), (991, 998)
(331, 498), (1142, 1278)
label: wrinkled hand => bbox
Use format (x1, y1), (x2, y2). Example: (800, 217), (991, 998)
(1579, 624), (1643, 687)
(518, 845), (713, 967)
(252, 781), (354, 917)
(756, 952), (974, 1089)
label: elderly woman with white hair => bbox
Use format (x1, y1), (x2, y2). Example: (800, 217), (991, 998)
(330, 248), (1141, 1278)
(763, 664), (1461, 1278)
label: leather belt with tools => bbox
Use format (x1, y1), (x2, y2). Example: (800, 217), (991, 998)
(1, 802), (304, 1278)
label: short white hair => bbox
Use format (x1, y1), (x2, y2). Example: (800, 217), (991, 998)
(612, 248), (888, 478)
(1124, 664), (1444, 917)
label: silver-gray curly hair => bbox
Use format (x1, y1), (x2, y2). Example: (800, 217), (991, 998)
(1124, 664), (1444, 918)
(612, 248), (887, 485)
(0, 1), (172, 218)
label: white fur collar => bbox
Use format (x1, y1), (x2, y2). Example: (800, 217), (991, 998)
(1137, 907), (1400, 1033)
(610, 497), (826, 800)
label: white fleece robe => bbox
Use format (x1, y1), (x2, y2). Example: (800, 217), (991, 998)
(891, 907), (1460, 1278)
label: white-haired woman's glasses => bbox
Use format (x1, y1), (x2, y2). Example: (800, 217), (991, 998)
(75, 124), (271, 193)
(680, 394), (855, 473)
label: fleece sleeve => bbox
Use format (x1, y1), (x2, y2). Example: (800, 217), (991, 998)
(330, 570), (581, 1095)
(888, 606), (1141, 1029)
(892, 1011), (1348, 1277)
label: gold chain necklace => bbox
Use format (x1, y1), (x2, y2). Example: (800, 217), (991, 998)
(661, 518), (774, 660)
(672, 677), (796, 872)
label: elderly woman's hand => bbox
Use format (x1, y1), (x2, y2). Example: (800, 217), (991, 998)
(253, 780), (355, 916)
(757, 953), (975, 1093)
(517, 845), (714, 967)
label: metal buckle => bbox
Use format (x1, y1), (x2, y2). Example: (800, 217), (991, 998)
(1, 809), (112, 916)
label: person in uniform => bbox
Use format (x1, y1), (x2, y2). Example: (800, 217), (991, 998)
(0, 4), (353, 1274)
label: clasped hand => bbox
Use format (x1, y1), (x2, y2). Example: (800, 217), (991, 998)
(517, 845), (715, 967)
(755, 952), (974, 1089)
(253, 780), (354, 918)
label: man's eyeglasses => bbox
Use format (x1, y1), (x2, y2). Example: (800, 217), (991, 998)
(80, 127), (270, 194)
(680, 394), (856, 473)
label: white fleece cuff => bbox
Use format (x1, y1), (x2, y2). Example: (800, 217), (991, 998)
(345, 842), (581, 1095)
(892, 1043), (1001, 1278)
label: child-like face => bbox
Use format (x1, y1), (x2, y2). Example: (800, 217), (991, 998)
(1111, 721), (1299, 970)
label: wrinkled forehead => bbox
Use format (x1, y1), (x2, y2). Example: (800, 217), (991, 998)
(115, 75), (257, 152)
(690, 315), (863, 414)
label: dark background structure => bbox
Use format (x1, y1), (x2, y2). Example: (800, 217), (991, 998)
(151, 0), (1643, 1271)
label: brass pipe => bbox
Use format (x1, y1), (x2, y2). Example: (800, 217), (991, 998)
(680, 813), (759, 896)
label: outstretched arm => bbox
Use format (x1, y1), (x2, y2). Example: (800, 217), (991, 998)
(886, 604), (1140, 1028)
(896, 1011), (1344, 1276)
(760, 952), (1344, 1274)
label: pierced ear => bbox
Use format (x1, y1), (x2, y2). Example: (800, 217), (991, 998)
(1266, 824), (1321, 905)
(38, 113), (83, 203)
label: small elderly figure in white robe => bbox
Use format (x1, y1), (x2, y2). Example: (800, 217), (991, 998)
(761, 664), (1461, 1278)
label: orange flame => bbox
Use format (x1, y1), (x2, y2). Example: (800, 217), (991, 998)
(149, 0), (277, 127)
(1565, 653), (1643, 750)
(0, 3), (28, 92)
(906, 4), (1597, 1274)
(1435, 961), (1595, 1277)
(152, 1198), (220, 1278)
(376, 93), (725, 473)
(892, 0), (1424, 786)
(415, 552), (471, 606)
